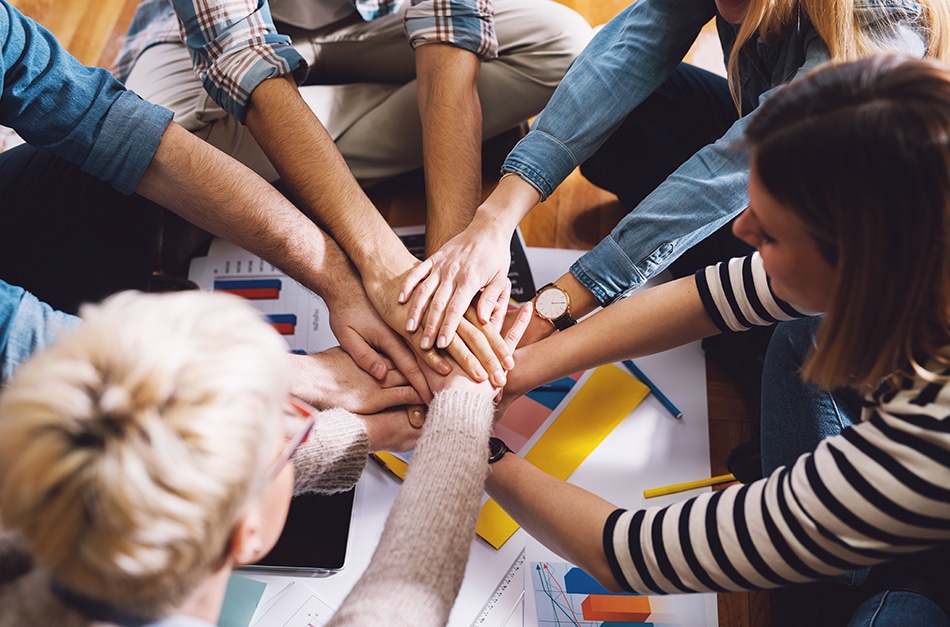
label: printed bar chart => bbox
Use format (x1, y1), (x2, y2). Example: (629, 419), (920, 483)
(189, 239), (338, 354)
(214, 278), (282, 300)
(533, 561), (685, 627)
(266, 313), (298, 336)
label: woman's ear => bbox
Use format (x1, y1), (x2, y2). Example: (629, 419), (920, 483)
(229, 507), (267, 565)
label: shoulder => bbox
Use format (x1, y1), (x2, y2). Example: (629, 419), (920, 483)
(0, 557), (86, 627)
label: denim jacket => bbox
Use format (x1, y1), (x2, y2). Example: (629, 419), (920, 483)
(502, 0), (927, 305)
(0, 0), (172, 194)
(0, 280), (79, 382)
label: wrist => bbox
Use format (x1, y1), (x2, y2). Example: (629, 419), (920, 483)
(362, 238), (419, 286)
(470, 204), (521, 246)
(477, 174), (539, 233)
(288, 353), (330, 409)
(554, 272), (600, 320)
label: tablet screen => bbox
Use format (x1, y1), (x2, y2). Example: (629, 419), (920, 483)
(246, 488), (355, 574)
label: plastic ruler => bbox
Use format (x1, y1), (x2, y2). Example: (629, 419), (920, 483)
(471, 549), (526, 627)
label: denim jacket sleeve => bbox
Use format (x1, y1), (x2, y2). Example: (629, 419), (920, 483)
(506, 0), (928, 306)
(0, 0), (172, 194)
(0, 280), (80, 383)
(167, 0), (308, 124)
(568, 26), (830, 306)
(501, 0), (716, 200)
(405, 0), (498, 60)
(571, 1), (927, 305)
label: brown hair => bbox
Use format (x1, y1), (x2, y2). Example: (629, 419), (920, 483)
(745, 55), (950, 388)
(727, 0), (950, 112)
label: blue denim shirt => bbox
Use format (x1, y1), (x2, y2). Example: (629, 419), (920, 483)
(503, 0), (927, 305)
(0, 0), (173, 193)
(0, 280), (79, 382)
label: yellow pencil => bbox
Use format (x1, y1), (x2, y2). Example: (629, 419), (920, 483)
(643, 473), (737, 498)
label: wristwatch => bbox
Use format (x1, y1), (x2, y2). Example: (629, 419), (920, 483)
(532, 282), (577, 331)
(488, 437), (511, 464)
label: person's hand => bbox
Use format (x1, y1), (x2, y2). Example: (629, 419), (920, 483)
(399, 217), (513, 354)
(501, 303), (555, 348)
(420, 300), (535, 398)
(362, 406), (427, 453)
(324, 280), (432, 403)
(492, 349), (531, 423)
(289, 347), (424, 414)
(363, 255), (515, 387)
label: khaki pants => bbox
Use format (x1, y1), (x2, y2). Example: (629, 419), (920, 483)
(125, 0), (592, 184)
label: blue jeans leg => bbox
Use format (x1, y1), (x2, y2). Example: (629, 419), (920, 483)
(0, 144), (165, 314)
(848, 591), (950, 627)
(760, 317), (862, 474)
(761, 317), (950, 624)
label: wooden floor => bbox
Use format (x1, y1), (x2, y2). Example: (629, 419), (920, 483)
(7, 0), (768, 624)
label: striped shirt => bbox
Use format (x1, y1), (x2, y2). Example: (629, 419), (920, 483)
(112, 0), (497, 124)
(604, 253), (950, 593)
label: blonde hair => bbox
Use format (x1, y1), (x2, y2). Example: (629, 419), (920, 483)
(728, 0), (950, 111)
(0, 290), (290, 616)
(745, 55), (950, 388)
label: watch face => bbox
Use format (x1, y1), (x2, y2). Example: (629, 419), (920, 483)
(535, 286), (569, 320)
(488, 437), (509, 464)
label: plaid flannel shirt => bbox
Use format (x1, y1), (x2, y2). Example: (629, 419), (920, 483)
(113, 0), (496, 124)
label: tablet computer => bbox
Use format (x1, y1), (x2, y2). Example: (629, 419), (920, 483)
(241, 487), (356, 576)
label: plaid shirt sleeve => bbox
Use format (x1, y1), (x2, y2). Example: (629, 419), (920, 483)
(405, 0), (497, 60)
(172, 0), (308, 123)
(114, 0), (307, 124)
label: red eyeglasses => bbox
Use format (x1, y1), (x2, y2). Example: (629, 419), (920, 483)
(266, 396), (317, 480)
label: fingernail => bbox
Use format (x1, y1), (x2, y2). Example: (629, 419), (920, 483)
(493, 370), (507, 386)
(437, 334), (449, 349)
(438, 362), (452, 375)
(410, 409), (425, 428)
(421, 334), (432, 350)
(406, 317), (416, 332)
(503, 355), (514, 370)
(399, 291), (406, 303)
(474, 367), (487, 381)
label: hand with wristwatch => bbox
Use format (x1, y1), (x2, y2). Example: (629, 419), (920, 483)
(531, 282), (577, 331)
(488, 283), (577, 463)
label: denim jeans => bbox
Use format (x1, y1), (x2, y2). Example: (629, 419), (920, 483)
(762, 318), (950, 626)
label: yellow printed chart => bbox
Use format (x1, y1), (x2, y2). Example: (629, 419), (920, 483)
(477, 365), (649, 548)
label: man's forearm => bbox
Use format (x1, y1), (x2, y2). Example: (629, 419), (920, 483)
(134, 121), (357, 301)
(244, 75), (416, 280)
(415, 44), (483, 254)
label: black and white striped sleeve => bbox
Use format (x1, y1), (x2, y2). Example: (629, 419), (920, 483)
(694, 254), (808, 333)
(602, 372), (950, 595)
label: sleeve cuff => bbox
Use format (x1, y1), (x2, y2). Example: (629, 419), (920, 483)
(81, 92), (174, 195)
(202, 40), (307, 124)
(502, 130), (580, 201)
(292, 408), (369, 495)
(405, 0), (498, 60)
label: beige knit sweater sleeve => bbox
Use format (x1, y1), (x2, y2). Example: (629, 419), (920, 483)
(292, 407), (369, 495)
(327, 388), (495, 627)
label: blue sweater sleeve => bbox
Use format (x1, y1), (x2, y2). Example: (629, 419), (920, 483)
(0, 0), (172, 193)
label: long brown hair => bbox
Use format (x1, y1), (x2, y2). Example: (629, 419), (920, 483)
(745, 55), (950, 388)
(728, 0), (950, 111)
